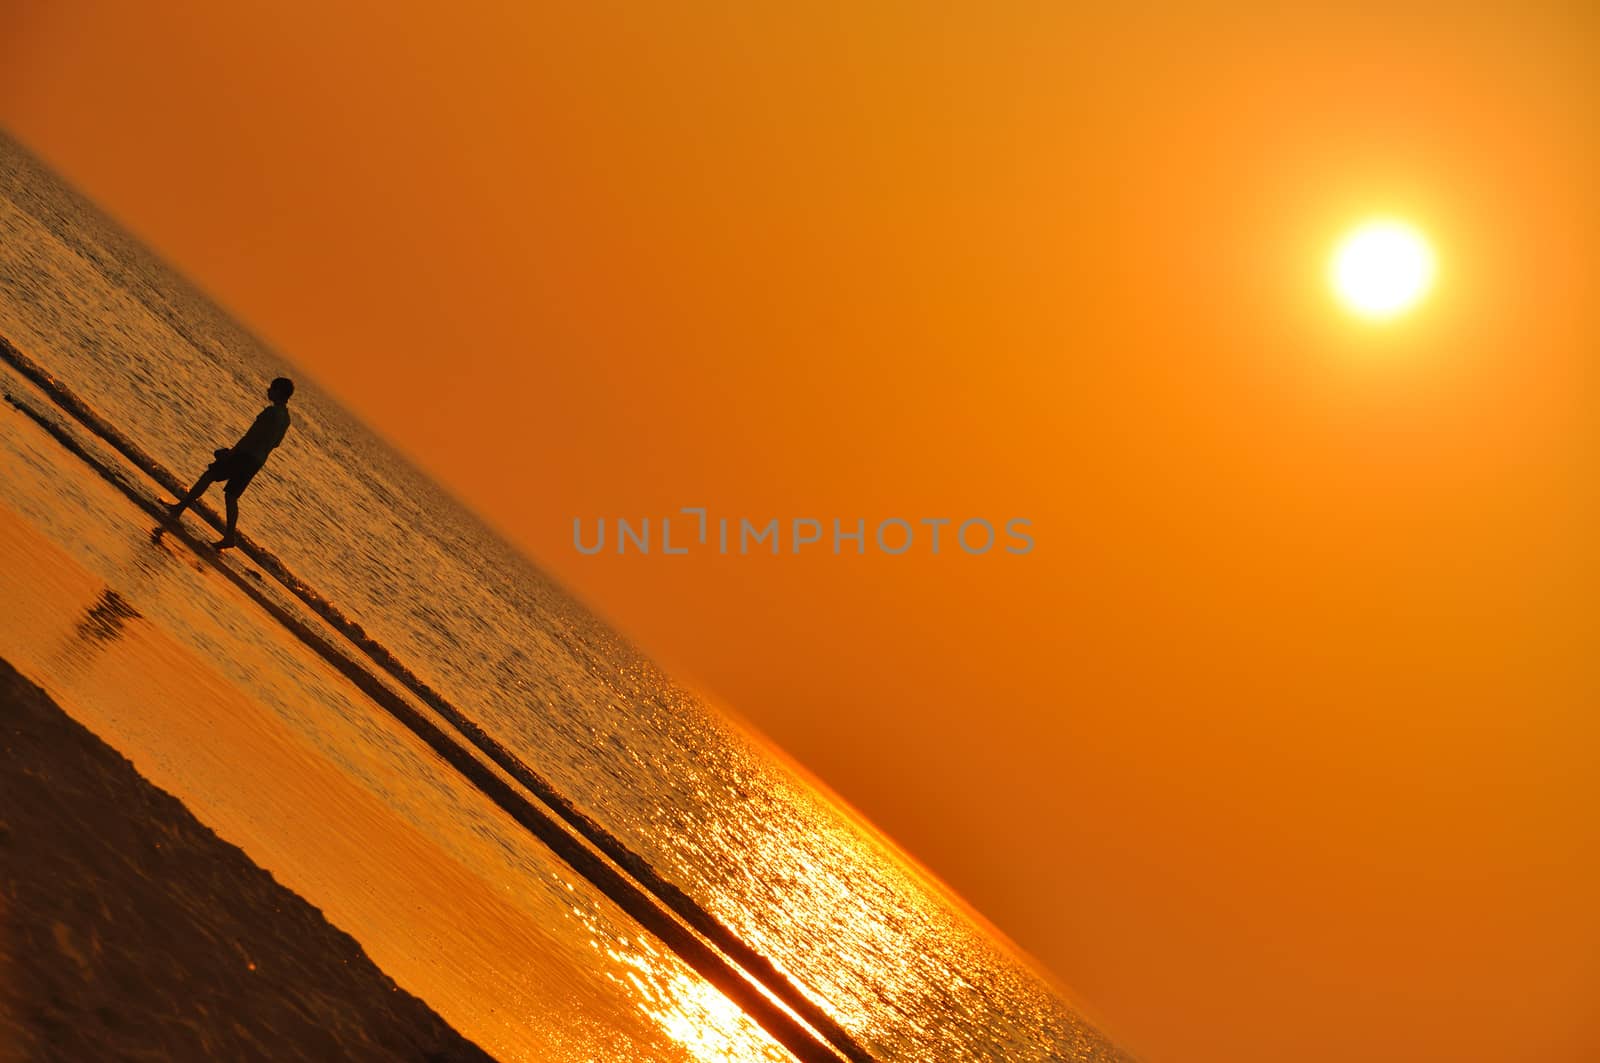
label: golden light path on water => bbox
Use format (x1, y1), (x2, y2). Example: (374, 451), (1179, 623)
(578, 906), (790, 1063)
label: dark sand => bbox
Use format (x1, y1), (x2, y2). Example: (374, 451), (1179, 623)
(0, 658), (493, 1062)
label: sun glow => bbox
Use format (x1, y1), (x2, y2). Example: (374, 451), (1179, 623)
(1330, 219), (1436, 321)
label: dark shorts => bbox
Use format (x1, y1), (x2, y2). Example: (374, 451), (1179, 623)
(207, 447), (268, 498)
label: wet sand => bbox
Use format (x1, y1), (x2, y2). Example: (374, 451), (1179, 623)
(0, 657), (492, 1063)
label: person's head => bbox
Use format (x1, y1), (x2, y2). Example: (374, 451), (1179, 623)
(268, 377), (295, 403)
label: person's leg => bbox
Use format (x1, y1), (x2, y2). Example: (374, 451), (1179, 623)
(217, 489), (241, 548)
(167, 469), (217, 516)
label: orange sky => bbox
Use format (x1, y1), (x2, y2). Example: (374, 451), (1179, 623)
(2, 4), (1595, 1060)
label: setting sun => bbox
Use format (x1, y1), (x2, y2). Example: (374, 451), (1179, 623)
(1330, 219), (1436, 321)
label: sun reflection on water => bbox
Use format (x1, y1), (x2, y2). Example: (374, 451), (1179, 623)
(567, 901), (791, 1063)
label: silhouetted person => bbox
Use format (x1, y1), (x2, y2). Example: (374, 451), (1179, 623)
(167, 377), (294, 548)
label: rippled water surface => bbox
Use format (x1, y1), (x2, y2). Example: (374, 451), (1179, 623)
(0, 135), (1124, 1062)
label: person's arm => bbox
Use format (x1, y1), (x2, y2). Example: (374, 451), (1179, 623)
(234, 407), (282, 457)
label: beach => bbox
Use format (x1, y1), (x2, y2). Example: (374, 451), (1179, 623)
(0, 656), (489, 1062)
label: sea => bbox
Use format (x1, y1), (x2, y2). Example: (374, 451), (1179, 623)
(0, 132), (1126, 1063)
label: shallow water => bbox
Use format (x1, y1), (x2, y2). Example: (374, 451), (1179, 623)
(0, 134), (1124, 1062)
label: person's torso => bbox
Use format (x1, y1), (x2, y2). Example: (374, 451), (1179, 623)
(235, 405), (290, 460)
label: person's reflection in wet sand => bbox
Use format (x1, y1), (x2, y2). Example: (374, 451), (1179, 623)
(74, 588), (141, 646)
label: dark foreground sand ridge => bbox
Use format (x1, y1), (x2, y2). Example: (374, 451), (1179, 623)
(0, 658), (493, 1062)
